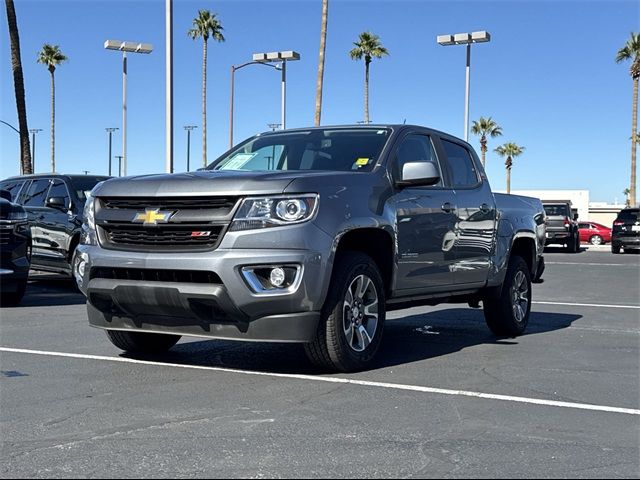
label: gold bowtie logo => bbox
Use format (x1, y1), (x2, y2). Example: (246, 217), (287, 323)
(133, 208), (173, 225)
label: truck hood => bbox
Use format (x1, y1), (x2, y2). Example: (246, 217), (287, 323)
(91, 170), (313, 197)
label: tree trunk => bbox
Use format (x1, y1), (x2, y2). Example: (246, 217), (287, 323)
(506, 157), (512, 194)
(50, 68), (55, 173)
(364, 58), (370, 124)
(631, 76), (638, 207)
(314, 0), (329, 127)
(202, 38), (208, 167)
(5, 0), (31, 174)
(480, 136), (487, 168)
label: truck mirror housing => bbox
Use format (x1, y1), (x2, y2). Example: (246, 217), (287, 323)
(397, 162), (440, 187)
(47, 197), (68, 210)
(0, 190), (11, 202)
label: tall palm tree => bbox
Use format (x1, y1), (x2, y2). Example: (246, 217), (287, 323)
(616, 32), (640, 207)
(349, 31), (388, 124)
(5, 0), (31, 174)
(314, 0), (329, 126)
(37, 44), (67, 173)
(188, 10), (225, 167)
(623, 188), (631, 207)
(494, 142), (525, 194)
(471, 116), (502, 169)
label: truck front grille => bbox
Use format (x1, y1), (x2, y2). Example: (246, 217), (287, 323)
(101, 196), (237, 212)
(100, 224), (224, 249)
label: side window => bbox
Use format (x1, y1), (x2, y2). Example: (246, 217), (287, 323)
(21, 179), (51, 207)
(441, 139), (479, 188)
(395, 134), (443, 187)
(0, 180), (25, 202)
(48, 180), (71, 208)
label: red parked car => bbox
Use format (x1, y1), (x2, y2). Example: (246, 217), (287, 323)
(578, 222), (612, 245)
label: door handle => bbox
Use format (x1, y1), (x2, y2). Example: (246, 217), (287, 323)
(441, 202), (454, 213)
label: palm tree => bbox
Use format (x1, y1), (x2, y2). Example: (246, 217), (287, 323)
(494, 142), (525, 194)
(623, 188), (631, 207)
(616, 32), (640, 207)
(471, 116), (502, 169)
(349, 31), (389, 124)
(37, 44), (67, 173)
(188, 10), (225, 167)
(314, 0), (329, 126)
(5, 0), (31, 174)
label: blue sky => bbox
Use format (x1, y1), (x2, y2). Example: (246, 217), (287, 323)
(0, 0), (637, 203)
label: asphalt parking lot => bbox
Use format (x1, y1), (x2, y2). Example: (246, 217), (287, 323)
(1, 248), (639, 478)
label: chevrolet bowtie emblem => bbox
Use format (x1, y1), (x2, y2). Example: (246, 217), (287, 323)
(132, 208), (173, 225)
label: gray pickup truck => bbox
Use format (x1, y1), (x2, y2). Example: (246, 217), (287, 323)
(75, 125), (545, 371)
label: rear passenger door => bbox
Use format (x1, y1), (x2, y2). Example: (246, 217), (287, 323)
(437, 138), (496, 287)
(40, 179), (74, 266)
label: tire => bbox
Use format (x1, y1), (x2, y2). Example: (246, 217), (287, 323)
(106, 330), (181, 354)
(566, 234), (578, 253)
(0, 279), (27, 307)
(304, 252), (385, 372)
(612, 245), (621, 254)
(483, 255), (531, 337)
(589, 235), (603, 245)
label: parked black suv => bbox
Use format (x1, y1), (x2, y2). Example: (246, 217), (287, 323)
(0, 190), (31, 305)
(542, 200), (580, 252)
(612, 208), (640, 254)
(0, 174), (110, 276)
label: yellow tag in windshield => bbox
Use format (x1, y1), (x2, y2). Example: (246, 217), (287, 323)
(356, 158), (370, 166)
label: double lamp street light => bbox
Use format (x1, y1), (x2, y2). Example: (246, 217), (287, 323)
(437, 30), (491, 142)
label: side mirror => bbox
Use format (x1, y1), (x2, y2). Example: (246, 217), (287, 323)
(47, 197), (68, 210)
(0, 190), (11, 202)
(396, 162), (441, 187)
(573, 213), (579, 221)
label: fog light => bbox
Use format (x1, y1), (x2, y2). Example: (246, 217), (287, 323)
(269, 267), (285, 287)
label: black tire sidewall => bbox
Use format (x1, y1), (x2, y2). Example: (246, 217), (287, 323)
(485, 255), (531, 336)
(324, 253), (386, 371)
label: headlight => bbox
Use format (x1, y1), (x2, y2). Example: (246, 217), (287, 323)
(80, 193), (97, 245)
(6, 210), (27, 222)
(229, 194), (318, 231)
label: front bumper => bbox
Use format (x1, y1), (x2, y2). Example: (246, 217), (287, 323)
(77, 227), (332, 342)
(0, 228), (30, 291)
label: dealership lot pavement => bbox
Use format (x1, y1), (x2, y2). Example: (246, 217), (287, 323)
(1, 250), (639, 478)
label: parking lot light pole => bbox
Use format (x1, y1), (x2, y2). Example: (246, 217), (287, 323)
(184, 125), (197, 172)
(104, 40), (153, 176)
(29, 128), (42, 173)
(437, 31), (491, 142)
(105, 127), (118, 176)
(115, 155), (123, 177)
(253, 51), (301, 132)
(229, 59), (283, 149)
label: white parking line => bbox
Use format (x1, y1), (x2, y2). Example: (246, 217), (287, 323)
(545, 262), (639, 267)
(1, 346), (638, 416)
(533, 301), (640, 310)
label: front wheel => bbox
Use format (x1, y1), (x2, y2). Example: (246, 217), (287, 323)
(106, 330), (181, 354)
(612, 245), (621, 254)
(483, 255), (531, 336)
(305, 252), (385, 372)
(0, 279), (27, 307)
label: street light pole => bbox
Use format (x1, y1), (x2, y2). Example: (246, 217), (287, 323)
(229, 59), (285, 149)
(184, 125), (197, 171)
(29, 128), (42, 173)
(115, 155), (123, 177)
(437, 31), (490, 142)
(165, 0), (174, 174)
(104, 40), (153, 176)
(105, 127), (118, 176)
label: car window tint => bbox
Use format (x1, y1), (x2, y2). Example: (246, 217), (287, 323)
(22, 179), (51, 207)
(48, 180), (70, 206)
(395, 134), (443, 187)
(0, 180), (25, 202)
(578, 223), (589, 229)
(543, 204), (570, 217)
(441, 139), (479, 188)
(617, 210), (640, 222)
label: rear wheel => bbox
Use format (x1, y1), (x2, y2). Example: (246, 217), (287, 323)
(106, 330), (181, 354)
(612, 245), (621, 254)
(483, 255), (531, 336)
(589, 235), (603, 245)
(0, 279), (27, 307)
(566, 234), (578, 253)
(305, 252), (385, 372)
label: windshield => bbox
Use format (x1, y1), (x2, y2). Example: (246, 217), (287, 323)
(543, 204), (570, 217)
(617, 209), (640, 222)
(71, 177), (110, 201)
(209, 128), (391, 172)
